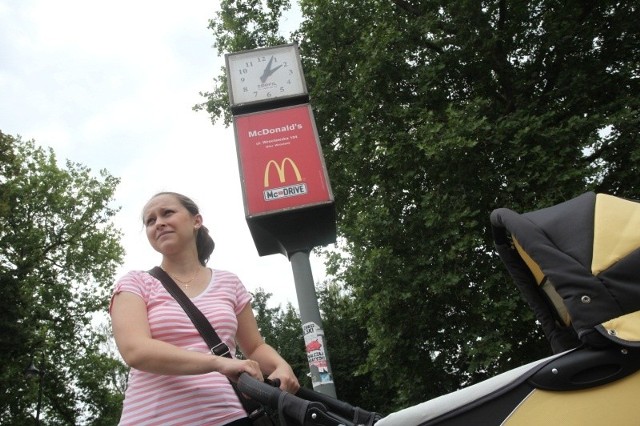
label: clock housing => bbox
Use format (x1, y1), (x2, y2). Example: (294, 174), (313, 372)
(226, 44), (309, 114)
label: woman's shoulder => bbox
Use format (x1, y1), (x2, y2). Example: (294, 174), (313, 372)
(114, 269), (161, 293)
(211, 268), (239, 280)
(210, 269), (250, 302)
(211, 268), (249, 287)
(110, 270), (161, 311)
(117, 269), (155, 283)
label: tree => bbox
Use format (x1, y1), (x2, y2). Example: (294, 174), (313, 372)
(0, 132), (127, 424)
(252, 285), (397, 414)
(315, 281), (396, 413)
(197, 0), (293, 125)
(251, 288), (310, 388)
(200, 0), (640, 411)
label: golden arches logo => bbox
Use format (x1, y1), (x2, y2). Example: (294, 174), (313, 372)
(264, 158), (302, 187)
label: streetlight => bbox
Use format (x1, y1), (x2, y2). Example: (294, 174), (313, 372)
(24, 355), (45, 425)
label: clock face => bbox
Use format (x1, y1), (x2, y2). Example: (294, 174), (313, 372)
(226, 44), (307, 106)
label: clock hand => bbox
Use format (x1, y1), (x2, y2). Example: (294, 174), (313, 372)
(260, 56), (284, 83)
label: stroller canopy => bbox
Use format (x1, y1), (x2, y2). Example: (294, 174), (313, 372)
(491, 192), (640, 352)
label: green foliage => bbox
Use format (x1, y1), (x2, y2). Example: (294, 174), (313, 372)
(252, 286), (395, 413)
(251, 288), (311, 388)
(301, 0), (639, 406)
(194, 0), (293, 125)
(0, 132), (126, 424)
(203, 0), (640, 412)
(316, 281), (396, 414)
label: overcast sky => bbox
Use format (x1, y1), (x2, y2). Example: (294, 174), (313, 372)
(0, 0), (321, 309)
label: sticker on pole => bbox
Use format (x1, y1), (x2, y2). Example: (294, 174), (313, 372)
(303, 321), (333, 387)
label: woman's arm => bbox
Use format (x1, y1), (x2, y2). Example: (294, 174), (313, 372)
(235, 303), (300, 393)
(110, 291), (262, 382)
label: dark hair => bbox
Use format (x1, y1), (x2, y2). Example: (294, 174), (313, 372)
(146, 192), (215, 266)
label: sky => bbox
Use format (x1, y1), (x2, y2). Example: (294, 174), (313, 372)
(0, 0), (323, 309)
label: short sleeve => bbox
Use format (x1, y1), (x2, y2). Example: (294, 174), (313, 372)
(234, 274), (252, 315)
(109, 270), (150, 314)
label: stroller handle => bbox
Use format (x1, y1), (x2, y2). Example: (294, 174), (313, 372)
(237, 372), (283, 407)
(238, 373), (324, 425)
(237, 373), (382, 426)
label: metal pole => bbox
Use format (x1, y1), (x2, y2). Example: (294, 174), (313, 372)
(35, 371), (43, 426)
(289, 250), (337, 397)
(25, 356), (44, 425)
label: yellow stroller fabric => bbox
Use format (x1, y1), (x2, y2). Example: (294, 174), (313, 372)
(374, 346), (640, 425)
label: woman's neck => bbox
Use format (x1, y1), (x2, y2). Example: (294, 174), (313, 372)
(160, 256), (203, 277)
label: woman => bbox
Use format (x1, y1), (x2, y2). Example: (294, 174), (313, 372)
(110, 192), (299, 425)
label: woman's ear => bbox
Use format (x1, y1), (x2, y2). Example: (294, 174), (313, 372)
(194, 214), (203, 230)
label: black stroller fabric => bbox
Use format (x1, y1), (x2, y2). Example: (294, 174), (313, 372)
(490, 192), (640, 352)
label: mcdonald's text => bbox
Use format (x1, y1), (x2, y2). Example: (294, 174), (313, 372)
(248, 123), (302, 137)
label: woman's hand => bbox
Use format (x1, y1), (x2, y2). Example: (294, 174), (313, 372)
(217, 357), (263, 383)
(235, 304), (300, 393)
(267, 363), (300, 394)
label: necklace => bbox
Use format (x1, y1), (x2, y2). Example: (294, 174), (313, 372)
(164, 267), (201, 289)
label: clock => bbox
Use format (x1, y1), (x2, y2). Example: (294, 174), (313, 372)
(225, 43), (308, 112)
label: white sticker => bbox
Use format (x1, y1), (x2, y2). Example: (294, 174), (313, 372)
(302, 322), (333, 386)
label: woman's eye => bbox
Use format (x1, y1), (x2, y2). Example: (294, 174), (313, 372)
(145, 217), (156, 226)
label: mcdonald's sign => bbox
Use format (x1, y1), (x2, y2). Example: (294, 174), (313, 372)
(263, 158), (308, 201)
(234, 105), (333, 217)
(264, 158), (302, 187)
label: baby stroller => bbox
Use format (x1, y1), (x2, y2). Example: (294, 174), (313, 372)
(239, 192), (640, 425)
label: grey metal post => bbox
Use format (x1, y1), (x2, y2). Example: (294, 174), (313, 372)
(290, 250), (337, 397)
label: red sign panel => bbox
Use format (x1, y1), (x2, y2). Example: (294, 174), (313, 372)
(234, 105), (333, 217)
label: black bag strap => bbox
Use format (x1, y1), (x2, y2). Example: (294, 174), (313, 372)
(148, 266), (230, 356)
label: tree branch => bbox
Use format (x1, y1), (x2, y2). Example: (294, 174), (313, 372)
(391, 0), (422, 17)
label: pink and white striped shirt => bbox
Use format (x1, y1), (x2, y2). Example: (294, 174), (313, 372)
(110, 269), (252, 425)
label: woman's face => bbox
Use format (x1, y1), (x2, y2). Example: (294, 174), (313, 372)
(142, 194), (202, 256)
